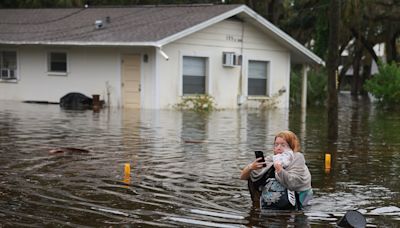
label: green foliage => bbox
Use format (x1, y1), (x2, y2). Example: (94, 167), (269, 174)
(364, 62), (400, 107)
(307, 68), (327, 106)
(314, 11), (329, 59)
(289, 68), (302, 106)
(290, 67), (327, 107)
(174, 94), (216, 113)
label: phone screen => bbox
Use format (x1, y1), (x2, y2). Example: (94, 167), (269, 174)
(254, 151), (266, 167)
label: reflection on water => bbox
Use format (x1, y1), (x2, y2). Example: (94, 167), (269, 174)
(0, 95), (399, 227)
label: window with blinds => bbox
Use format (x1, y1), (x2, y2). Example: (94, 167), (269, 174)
(182, 56), (207, 95)
(248, 60), (269, 96)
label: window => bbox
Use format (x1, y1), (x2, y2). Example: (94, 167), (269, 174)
(182, 56), (206, 95)
(0, 51), (17, 80)
(248, 60), (268, 96)
(48, 52), (67, 73)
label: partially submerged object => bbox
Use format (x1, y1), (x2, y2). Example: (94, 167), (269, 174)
(59, 92), (104, 110)
(49, 147), (90, 155)
(337, 210), (366, 228)
(60, 93), (93, 109)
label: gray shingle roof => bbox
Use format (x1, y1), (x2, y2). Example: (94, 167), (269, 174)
(0, 4), (324, 65)
(0, 4), (241, 44)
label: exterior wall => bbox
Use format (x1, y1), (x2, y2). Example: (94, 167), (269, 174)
(157, 19), (291, 109)
(141, 48), (157, 109)
(0, 45), (157, 108)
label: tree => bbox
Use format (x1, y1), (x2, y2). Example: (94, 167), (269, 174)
(364, 61), (400, 107)
(326, 0), (340, 141)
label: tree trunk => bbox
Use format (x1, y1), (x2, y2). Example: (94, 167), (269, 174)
(351, 40), (363, 96)
(360, 57), (372, 97)
(385, 22), (399, 63)
(327, 0), (340, 142)
(350, 28), (379, 64)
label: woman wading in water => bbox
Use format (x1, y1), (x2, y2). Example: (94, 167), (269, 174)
(240, 130), (313, 210)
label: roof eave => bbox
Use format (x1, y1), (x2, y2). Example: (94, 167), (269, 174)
(241, 7), (324, 66)
(156, 5), (324, 66)
(0, 40), (158, 47)
(155, 5), (247, 48)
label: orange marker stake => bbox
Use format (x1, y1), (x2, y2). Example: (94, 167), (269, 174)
(325, 153), (331, 170)
(123, 163), (131, 184)
(124, 163), (131, 174)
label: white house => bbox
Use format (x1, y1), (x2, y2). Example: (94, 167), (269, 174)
(0, 4), (323, 109)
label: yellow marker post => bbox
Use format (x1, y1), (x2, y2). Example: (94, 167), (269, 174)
(123, 163), (131, 184)
(325, 153), (331, 173)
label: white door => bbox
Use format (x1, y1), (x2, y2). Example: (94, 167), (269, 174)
(121, 54), (141, 108)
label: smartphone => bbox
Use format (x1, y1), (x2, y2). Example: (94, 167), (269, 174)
(254, 150), (266, 167)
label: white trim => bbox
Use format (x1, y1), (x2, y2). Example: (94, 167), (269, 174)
(0, 79), (18, 83)
(156, 5), (323, 66)
(47, 72), (68, 76)
(157, 6), (247, 47)
(46, 50), (69, 75)
(140, 53), (145, 108)
(242, 55), (248, 96)
(247, 59), (270, 97)
(0, 41), (157, 47)
(178, 51), (183, 96)
(154, 47), (160, 109)
(267, 61), (271, 97)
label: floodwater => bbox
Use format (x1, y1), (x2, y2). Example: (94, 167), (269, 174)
(0, 93), (399, 227)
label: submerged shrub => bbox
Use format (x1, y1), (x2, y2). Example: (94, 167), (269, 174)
(174, 94), (216, 112)
(364, 61), (400, 107)
(290, 67), (327, 107)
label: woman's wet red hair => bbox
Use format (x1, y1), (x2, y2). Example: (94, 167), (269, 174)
(275, 130), (301, 152)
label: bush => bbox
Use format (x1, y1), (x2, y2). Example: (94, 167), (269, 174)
(289, 69), (302, 106)
(364, 62), (400, 107)
(307, 68), (327, 106)
(290, 67), (327, 107)
(174, 94), (216, 112)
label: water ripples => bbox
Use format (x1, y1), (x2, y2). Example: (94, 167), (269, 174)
(0, 100), (399, 226)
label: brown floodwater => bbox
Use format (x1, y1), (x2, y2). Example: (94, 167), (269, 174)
(0, 93), (399, 227)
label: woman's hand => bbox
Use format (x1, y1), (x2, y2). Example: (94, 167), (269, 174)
(240, 157), (266, 180)
(274, 161), (283, 173)
(248, 157), (266, 170)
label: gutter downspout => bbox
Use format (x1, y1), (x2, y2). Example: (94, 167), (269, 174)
(237, 20), (245, 106)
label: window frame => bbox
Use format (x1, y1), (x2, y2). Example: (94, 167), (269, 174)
(0, 50), (18, 82)
(247, 60), (270, 97)
(181, 55), (210, 96)
(47, 51), (68, 75)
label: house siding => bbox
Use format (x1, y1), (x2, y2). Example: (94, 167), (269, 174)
(1, 46), (120, 106)
(157, 19), (290, 109)
(0, 46), (159, 108)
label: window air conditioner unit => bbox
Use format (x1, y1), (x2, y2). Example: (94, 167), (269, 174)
(223, 52), (238, 67)
(222, 52), (242, 67)
(1, 68), (16, 80)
